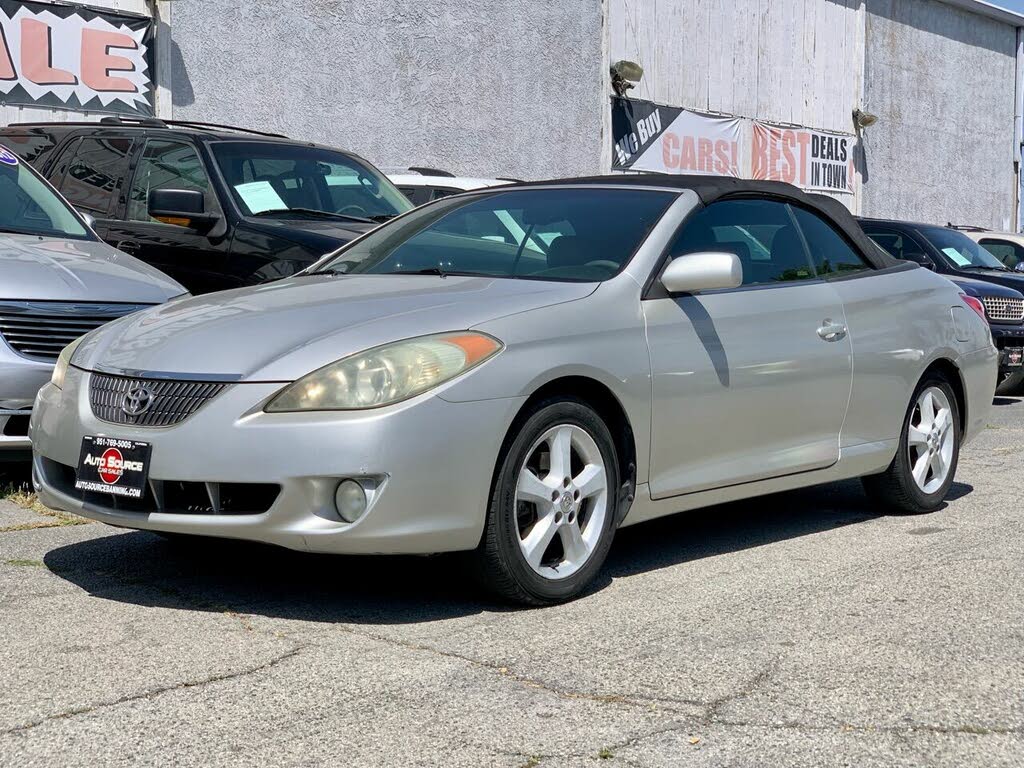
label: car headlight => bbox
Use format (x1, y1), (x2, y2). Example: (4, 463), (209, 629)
(265, 332), (503, 412)
(51, 336), (84, 390)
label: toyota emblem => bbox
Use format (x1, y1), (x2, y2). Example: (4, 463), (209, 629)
(121, 386), (154, 417)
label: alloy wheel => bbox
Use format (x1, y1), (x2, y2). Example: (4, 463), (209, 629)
(906, 385), (955, 494)
(514, 423), (609, 580)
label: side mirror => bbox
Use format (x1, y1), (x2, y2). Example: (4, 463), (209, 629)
(148, 189), (219, 229)
(912, 254), (936, 271)
(661, 251), (743, 294)
(79, 211), (96, 230)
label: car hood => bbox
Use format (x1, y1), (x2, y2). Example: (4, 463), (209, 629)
(240, 216), (377, 254)
(955, 269), (1024, 295)
(0, 233), (185, 303)
(947, 275), (1024, 299)
(77, 274), (596, 380)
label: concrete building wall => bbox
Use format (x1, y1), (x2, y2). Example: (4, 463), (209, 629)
(862, 0), (1018, 228)
(165, 0), (605, 180)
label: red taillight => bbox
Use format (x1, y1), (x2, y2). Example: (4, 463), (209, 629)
(960, 293), (986, 321)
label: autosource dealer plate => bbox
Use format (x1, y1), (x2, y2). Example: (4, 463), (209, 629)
(75, 436), (152, 498)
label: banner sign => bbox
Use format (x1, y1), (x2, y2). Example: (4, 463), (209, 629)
(751, 121), (854, 194)
(611, 96), (743, 177)
(0, 0), (154, 115)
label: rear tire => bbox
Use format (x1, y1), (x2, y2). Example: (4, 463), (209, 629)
(862, 372), (960, 514)
(474, 398), (620, 606)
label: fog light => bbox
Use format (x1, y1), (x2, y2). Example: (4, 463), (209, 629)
(335, 479), (367, 523)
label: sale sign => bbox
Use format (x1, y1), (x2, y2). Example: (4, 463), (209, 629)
(751, 121), (854, 194)
(0, 0), (154, 115)
(611, 96), (743, 177)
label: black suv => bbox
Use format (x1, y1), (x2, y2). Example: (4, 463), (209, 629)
(0, 117), (413, 294)
(860, 217), (1024, 394)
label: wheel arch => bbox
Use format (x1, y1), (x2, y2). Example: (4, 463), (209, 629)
(492, 376), (638, 522)
(922, 357), (968, 441)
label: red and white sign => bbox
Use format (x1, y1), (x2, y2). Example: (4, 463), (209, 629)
(751, 122), (854, 194)
(612, 97), (743, 177)
(97, 448), (123, 485)
(0, 0), (153, 114)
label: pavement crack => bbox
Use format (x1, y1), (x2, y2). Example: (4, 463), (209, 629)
(2, 644), (304, 736)
(330, 624), (713, 712)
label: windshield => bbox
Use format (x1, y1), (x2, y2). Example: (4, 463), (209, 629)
(0, 145), (90, 240)
(313, 188), (676, 282)
(211, 141), (413, 220)
(919, 226), (1007, 270)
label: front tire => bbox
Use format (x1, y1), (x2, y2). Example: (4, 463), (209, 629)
(475, 398), (620, 605)
(862, 372), (960, 514)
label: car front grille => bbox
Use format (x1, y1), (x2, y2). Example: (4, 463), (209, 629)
(0, 301), (151, 361)
(982, 296), (1024, 323)
(89, 374), (229, 427)
(41, 457), (280, 515)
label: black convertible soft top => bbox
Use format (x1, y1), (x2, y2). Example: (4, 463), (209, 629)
(521, 174), (902, 271)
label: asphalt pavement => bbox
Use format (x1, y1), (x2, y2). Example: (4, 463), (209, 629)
(2, 397), (1022, 767)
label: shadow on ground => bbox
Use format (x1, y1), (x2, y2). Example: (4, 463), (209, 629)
(992, 396), (1024, 407)
(42, 479), (972, 624)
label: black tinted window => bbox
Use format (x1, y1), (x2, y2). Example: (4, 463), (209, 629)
(0, 134), (56, 168)
(669, 199), (815, 285)
(792, 206), (870, 277)
(60, 137), (133, 215)
(322, 188), (675, 282)
(863, 227), (930, 264)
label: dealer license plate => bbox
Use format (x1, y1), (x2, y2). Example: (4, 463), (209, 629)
(75, 436), (152, 498)
(1008, 348), (1024, 368)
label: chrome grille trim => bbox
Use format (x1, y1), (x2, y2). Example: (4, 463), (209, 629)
(981, 296), (1024, 323)
(0, 301), (152, 361)
(89, 374), (229, 427)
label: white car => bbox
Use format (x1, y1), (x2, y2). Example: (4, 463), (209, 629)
(387, 167), (517, 206)
(957, 227), (1024, 272)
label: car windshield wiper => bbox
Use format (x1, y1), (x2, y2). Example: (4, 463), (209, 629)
(367, 213), (398, 222)
(391, 267), (451, 278)
(967, 265), (1011, 273)
(252, 208), (374, 224)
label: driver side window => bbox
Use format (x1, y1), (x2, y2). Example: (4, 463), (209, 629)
(128, 140), (214, 223)
(669, 199), (815, 286)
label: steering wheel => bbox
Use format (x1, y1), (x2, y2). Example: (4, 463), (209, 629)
(337, 205), (369, 217)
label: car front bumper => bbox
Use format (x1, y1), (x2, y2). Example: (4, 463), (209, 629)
(30, 366), (525, 554)
(991, 323), (1024, 377)
(0, 341), (52, 451)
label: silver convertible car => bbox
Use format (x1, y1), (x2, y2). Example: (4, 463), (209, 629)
(31, 176), (996, 604)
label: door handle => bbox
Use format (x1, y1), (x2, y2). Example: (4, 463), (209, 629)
(116, 240), (140, 255)
(817, 319), (847, 342)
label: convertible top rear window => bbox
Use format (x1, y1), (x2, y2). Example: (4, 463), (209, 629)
(317, 188), (677, 282)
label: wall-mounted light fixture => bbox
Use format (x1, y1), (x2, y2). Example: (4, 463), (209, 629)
(611, 60), (644, 96)
(853, 108), (879, 130)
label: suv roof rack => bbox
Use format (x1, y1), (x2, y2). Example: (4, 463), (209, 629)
(495, 176), (524, 183)
(947, 222), (987, 231)
(99, 115), (167, 127)
(162, 119), (288, 139)
(6, 115), (287, 139)
(408, 166), (455, 177)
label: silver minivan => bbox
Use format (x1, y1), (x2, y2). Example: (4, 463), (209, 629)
(0, 143), (184, 455)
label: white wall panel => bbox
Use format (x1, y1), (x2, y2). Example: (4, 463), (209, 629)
(610, 0), (865, 134)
